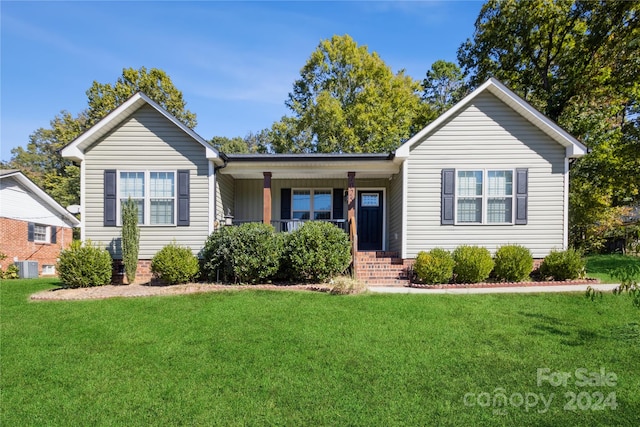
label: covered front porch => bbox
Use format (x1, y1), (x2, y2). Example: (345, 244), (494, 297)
(216, 153), (403, 253)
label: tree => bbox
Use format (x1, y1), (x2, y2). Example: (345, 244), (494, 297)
(458, 0), (638, 122)
(86, 66), (196, 128)
(121, 198), (140, 284)
(3, 67), (196, 208)
(280, 34), (434, 153)
(211, 136), (251, 154)
(422, 60), (467, 114)
(457, 0), (639, 250)
(210, 133), (269, 154)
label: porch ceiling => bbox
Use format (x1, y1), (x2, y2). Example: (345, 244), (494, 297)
(220, 154), (400, 179)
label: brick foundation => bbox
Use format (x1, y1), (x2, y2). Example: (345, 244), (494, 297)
(0, 217), (74, 276)
(111, 259), (154, 285)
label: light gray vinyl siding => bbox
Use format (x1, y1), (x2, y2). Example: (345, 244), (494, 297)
(84, 105), (211, 259)
(388, 166), (403, 253)
(216, 173), (235, 221)
(405, 92), (566, 259)
(234, 180), (262, 222)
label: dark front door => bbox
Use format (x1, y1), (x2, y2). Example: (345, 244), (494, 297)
(357, 190), (383, 251)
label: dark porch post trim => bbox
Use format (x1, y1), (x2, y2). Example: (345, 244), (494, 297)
(263, 172), (272, 225)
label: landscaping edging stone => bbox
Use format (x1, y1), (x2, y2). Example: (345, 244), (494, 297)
(408, 278), (600, 289)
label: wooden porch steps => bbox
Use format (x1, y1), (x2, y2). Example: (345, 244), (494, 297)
(355, 251), (412, 286)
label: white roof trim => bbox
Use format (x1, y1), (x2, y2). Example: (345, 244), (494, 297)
(395, 78), (587, 159)
(61, 92), (219, 162)
(0, 171), (81, 227)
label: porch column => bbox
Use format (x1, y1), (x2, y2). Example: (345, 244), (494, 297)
(263, 172), (272, 225)
(347, 171), (356, 227)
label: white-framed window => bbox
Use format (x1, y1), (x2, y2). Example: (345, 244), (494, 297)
(42, 265), (56, 275)
(119, 171), (176, 225)
(33, 224), (49, 242)
(292, 189), (332, 220)
(456, 170), (513, 224)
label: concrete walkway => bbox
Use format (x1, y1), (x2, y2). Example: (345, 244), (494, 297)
(368, 283), (620, 294)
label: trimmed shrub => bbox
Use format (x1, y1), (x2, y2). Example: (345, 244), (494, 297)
(414, 248), (454, 284)
(57, 240), (112, 288)
(539, 248), (585, 281)
(452, 245), (494, 283)
(283, 221), (351, 283)
(151, 242), (199, 285)
(493, 245), (533, 282)
(201, 223), (282, 284)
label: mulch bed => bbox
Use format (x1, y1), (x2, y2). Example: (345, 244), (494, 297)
(30, 278), (602, 301)
(30, 283), (332, 301)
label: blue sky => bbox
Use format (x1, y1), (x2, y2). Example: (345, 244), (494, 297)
(1, 1), (483, 161)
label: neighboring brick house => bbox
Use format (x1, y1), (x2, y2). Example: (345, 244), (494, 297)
(0, 170), (80, 276)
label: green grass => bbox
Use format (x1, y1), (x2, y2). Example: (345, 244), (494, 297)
(586, 254), (640, 283)
(1, 279), (638, 426)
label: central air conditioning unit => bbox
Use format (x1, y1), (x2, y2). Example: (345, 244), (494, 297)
(14, 261), (39, 279)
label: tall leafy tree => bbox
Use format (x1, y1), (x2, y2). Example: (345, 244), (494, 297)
(3, 67), (196, 208)
(279, 34), (434, 153)
(422, 60), (467, 114)
(86, 66), (196, 129)
(458, 0), (638, 123)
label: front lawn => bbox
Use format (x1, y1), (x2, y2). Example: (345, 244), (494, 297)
(1, 279), (638, 426)
(586, 254), (640, 283)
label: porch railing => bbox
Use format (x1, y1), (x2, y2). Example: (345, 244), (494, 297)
(231, 219), (347, 233)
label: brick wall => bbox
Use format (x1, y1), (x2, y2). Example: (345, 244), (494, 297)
(0, 217), (74, 276)
(111, 259), (154, 285)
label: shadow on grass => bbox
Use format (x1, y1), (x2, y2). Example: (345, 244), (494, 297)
(586, 254), (640, 276)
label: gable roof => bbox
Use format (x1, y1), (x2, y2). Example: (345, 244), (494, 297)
(60, 92), (220, 163)
(395, 78), (587, 159)
(0, 170), (80, 227)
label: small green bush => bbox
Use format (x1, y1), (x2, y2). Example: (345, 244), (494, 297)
(414, 248), (454, 284)
(57, 240), (112, 288)
(283, 221), (351, 283)
(151, 242), (200, 285)
(493, 244), (533, 282)
(539, 248), (585, 281)
(452, 245), (494, 283)
(201, 223), (282, 284)
(1, 264), (19, 280)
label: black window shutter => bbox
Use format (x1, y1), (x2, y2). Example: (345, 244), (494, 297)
(333, 189), (344, 220)
(177, 170), (190, 226)
(515, 168), (528, 225)
(51, 226), (57, 244)
(281, 188), (292, 220)
(104, 170), (117, 226)
(28, 222), (35, 241)
(441, 169), (455, 225)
